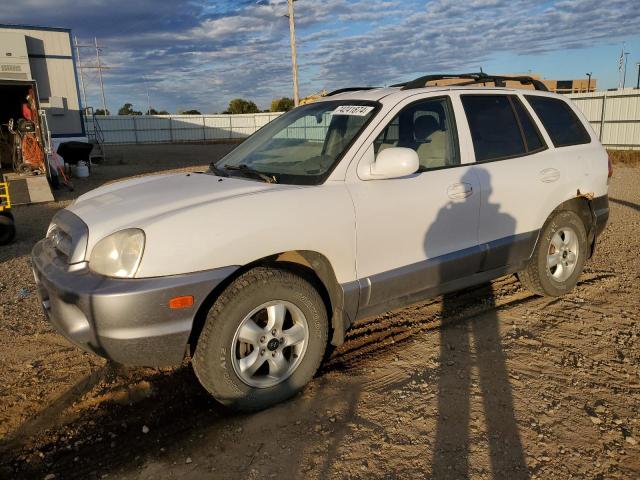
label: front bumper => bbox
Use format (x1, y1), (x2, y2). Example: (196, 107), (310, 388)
(32, 239), (237, 366)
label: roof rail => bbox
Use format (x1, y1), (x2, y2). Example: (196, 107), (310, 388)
(326, 87), (379, 96)
(392, 73), (486, 89)
(394, 72), (549, 91)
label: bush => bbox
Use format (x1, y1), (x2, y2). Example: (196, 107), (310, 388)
(607, 149), (640, 166)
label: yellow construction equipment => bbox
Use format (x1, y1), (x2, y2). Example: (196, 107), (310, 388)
(0, 180), (16, 245)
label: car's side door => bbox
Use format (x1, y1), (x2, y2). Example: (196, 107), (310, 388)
(347, 95), (482, 318)
(456, 92), (567, 271)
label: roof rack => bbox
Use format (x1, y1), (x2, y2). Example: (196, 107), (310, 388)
(326, 87), (379, 96)
(393, 72), (548, 91)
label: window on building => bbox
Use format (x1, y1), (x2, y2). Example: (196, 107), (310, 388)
(556, 80), (573, 92)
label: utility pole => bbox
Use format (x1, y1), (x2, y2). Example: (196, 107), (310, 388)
(143, 76), (152, 114)
(74, 36), (88, 110)
(95, 37), (107, 114)
(618, 42), (626, 89)
(585, 72), (592, 93)
(636, 63), (640, 90)
(287, 0), (300, 106)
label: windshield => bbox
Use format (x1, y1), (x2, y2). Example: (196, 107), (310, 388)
(210, 100), (379, 185)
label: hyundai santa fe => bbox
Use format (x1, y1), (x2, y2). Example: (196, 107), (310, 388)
(32, 73), (610, 410)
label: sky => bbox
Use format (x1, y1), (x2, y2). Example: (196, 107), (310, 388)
(3, 0), (640, 113)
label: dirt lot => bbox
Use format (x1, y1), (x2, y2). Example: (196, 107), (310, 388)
(0, 145), (639, 479)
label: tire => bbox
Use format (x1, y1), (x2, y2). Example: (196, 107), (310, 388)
(518, 210), (587, 297)
(192, 266), (328, 411)
(0, 213), (16, 246)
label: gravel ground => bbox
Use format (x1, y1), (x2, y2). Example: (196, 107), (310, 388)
(0, 146), (638, 479)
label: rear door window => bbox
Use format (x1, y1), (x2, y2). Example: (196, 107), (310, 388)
(461, 95), (526, 161)
(512, 97), (545, 152)
(525, 95), (591, 147)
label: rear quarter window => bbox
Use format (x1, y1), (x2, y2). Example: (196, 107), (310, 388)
(525, 95), (591, 147)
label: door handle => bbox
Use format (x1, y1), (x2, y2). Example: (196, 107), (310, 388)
(447, 182), (473, 199)
(539, 168), (560, 183)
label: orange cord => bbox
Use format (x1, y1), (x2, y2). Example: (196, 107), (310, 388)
(21, 134), (45, 171)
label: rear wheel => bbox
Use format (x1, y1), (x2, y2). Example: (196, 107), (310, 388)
(518, 210), (587, 296)
(193, 267), (328, 411)
(0, 212), (16, 245)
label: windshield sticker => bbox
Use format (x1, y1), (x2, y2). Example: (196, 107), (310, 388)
(332, 105), (375, 116)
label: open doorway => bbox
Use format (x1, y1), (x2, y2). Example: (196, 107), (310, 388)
(0, 81), (48, 176)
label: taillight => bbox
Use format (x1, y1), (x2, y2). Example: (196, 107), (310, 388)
(607, 154), (613, 182)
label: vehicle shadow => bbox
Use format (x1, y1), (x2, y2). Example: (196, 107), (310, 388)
(428, 167), (529, 479)
(0, 361), (361, 479)
(0, 365), (228, 478)
(609, 197), (640, 212)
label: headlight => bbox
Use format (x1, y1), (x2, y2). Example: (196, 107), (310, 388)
(46, 222), (58, 238)
(89, 229), (145, 278)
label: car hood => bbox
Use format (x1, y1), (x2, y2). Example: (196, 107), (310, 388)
(68, 172), (295, 231)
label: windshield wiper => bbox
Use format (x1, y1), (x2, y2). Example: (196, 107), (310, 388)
(209, 163), (229, 177)
(223, 164), (277, 184)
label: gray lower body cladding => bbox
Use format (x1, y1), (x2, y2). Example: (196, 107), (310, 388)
(32, 239), (238, 366)
(353, 194), (609, 321)
(354, 230), (539, 320)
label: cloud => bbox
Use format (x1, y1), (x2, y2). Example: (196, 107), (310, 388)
(2, 0), (637, 112)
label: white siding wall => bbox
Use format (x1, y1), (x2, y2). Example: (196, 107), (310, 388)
(567, 89), (640, 150)
(86, 91), (640, 149)
(86, 113), (284, 144)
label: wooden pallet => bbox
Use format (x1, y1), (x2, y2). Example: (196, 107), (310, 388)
(3, 173), (53, 205)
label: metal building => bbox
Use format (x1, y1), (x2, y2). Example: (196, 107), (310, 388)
(0, 24), (85, 145)
(0, 24), (85, 205)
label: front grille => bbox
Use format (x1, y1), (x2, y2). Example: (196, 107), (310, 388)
(47, 210), (89, 265)
(48, 226), (73, 263)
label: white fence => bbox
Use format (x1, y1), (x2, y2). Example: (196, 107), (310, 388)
(85, 112), (284, 144)
(567, 89), (640, 150)
(87, 90), (640, 149)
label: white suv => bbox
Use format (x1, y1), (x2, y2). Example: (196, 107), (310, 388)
(32, 73), (610, 410)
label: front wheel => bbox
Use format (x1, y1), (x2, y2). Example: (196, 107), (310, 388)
(193, 267), (328, 411)
(518, 210), (587, 296)
(0, 212), (16, 245)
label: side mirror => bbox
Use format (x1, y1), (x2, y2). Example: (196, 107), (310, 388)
(370, 147), (419, 179)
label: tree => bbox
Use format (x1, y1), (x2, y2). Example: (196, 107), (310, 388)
(225, 98), (260, 114)
(180, 109), (202, 115)
(117, 103), (142, 115)
(94, 108), (110, 115)
(270, 97), (294, 112)
(144, 108), (170, 115)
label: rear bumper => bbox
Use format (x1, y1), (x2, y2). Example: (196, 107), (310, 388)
(592, 194), (609, 238)
(32, 239), (237, 366)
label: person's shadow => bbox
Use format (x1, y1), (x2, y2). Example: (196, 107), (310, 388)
(426, 168), (529, 479)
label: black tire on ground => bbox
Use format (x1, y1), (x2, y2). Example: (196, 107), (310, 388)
(0, 212), (16, 246)
(517, 210), (588, 297)
(192, 266), (328, 411)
